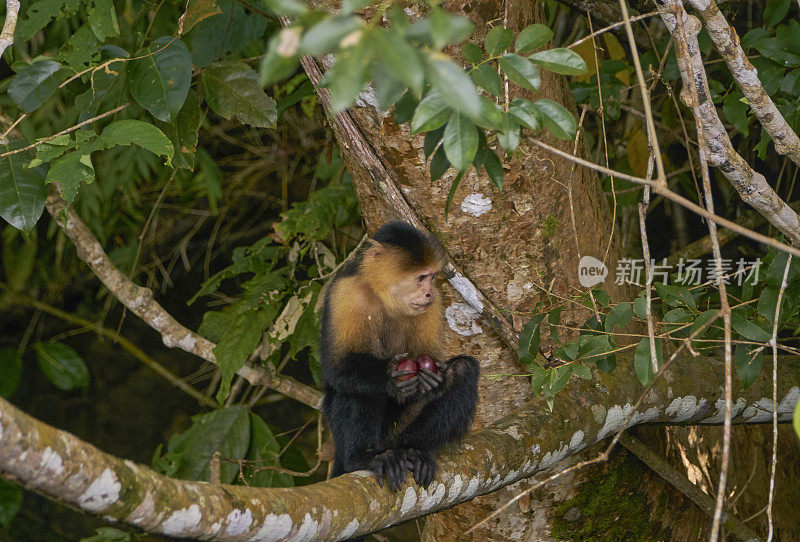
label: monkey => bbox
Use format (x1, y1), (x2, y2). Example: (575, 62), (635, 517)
(320, 220), (480, 492)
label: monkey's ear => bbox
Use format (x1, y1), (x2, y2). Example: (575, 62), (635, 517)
(367, 240), (386, 255)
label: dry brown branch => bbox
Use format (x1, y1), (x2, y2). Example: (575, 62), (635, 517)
(687, 0), (800, 167)
(44, 188), (323, 409)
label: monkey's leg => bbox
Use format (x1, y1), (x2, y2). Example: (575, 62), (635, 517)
(325, 392), (409, 490)
(393, 355), (480, 487)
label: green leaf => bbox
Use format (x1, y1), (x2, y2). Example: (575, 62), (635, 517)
(443, 113), (478, 171)
(429, 58), (482, 118)
(471, 64), (503, 96)
(411, 91), (450, 134)
(163, 406), (250, 483)
(605, 302), (633, 333)
(723, 91), (749, 136)
(34, 341), (90, 390)
(794, 397), (800, 441)
(444, 170), (464, 218)
(429, 145), (450, 182)
(515, 24), (553, 53)
(485, 26), (513, 55)
(259, 31), (301, 86)
(0, 142), (47, 232)
(518, 313), (545, 365)
(179, 0), (222, 35)
(158, 89), (203, 170)
(80, 527), (131, 542)
(45, 152), (95, 204)
(530, 48), (587, 75)
(424, 126), (445, 159)
(483, 148), (504, 190)
(87, 0), (120, 40)
(634, 338), (662, 387)
(130, 37), (192, 122)
(299, 17), (362, 55)
(202, 62), (277, 128)
(462, 43), (483, 64)
(499, 53), (540, 90)
(475, 96), (504, 130)
(202, 306), (284, 403)
(690, 309), (721, 350)
(373, 29), (424, 94)
(573, 362), (591, 379)
(0, 478), (23, 529)
(766, 251), (797, 286)
(16, 0), (83, 42)
(99, 120), (175, 163)
(731, 312), (772, 343)
(632, 296), (647, 319)
(373, 63), (406, 111)
(427, 8), (473, 50)
(764, 0), (790, 25)
(275, 183), (358, 242)
(548, 307), (562, 343)
(734, 343), (763, 389)
(534, 99), (577, 140)
(529, 361), (546, 396)
(548, 364), (573, 395)
(245, 414), (294, 487)
(262, 0), (306, 16)
(497, 115), (520, 152)
(325, 41), (373, 113)
(0, 347), (23, 398)
(188, 0), (268, 67)
(8, 60), (66, 113)
(508, 97), (542, 131)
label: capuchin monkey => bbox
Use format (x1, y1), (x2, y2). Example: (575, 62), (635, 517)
(320, 221), (480, 492)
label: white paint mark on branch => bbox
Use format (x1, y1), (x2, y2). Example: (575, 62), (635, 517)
(569, 430), (585, 451)
(162, 504), (202, 536)
(448, 475), (463, 501)
(250, 513), (293, 542)
(225, 509), (253, 536)
(40, 447), (64, 474)
(339, 519), (360, 539)
(78, 468), (121, 512)
(597, 403), (634, 440)
(401, 487), (417, 514)
(288, 513), (319, 542)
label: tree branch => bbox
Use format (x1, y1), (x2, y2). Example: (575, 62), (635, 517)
(44, 189), (323, 410)
(656, 2), (800, 245)
(687, 0), (800, 167)
(0, 0), (20, 59)
(1, 352), (797, 540)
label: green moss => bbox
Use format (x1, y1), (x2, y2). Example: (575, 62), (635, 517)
(541, 215), (558, 238)
(552, 455), (668, 541)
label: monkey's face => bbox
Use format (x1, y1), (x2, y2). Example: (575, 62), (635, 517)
(391, 267), (439, 316)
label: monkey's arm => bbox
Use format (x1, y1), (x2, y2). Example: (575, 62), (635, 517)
(321, 353), (417, 402)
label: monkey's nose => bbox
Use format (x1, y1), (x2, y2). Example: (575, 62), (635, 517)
(425, 293), (432, 298)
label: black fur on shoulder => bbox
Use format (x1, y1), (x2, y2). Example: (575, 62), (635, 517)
(372, 221), (443, 268)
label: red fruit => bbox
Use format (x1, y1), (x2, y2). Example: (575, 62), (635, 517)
(396, 357), (418, 381)
(417, 355), (438, 373)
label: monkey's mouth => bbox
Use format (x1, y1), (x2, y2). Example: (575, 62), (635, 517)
(412, 298), (436, 310)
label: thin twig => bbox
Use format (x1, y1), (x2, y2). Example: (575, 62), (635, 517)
(1, 285), (219, 408)
(0, 103), (131, 159)
(767, 254), (792, 542)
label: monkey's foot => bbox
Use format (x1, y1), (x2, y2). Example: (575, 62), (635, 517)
(402, 448), (437, 488)
(369, 449), (408, 492)
(446, 355), (480, 379)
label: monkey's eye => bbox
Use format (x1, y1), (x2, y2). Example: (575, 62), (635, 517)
(417, 274), (426, 282)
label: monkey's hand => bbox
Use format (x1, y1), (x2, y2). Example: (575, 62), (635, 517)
(388, 353), (418, 403)
(416, 356), (444, 397)
(401, 448), (437, 488)
(369, 449), (408, 492)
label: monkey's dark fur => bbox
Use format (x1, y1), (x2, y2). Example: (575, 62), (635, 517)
(320, 221), (479, 492)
